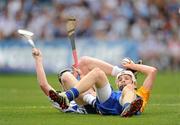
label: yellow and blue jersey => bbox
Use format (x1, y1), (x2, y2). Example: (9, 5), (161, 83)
(136, 86), (150, 112)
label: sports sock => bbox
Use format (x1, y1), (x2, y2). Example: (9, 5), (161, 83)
(65, 88), (79, 101)
(83, 94), (96, 107)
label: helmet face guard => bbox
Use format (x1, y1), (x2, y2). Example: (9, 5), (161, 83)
(116, 70), (137, 91)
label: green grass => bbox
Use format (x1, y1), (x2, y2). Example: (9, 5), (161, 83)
(0, 72), (180, 125)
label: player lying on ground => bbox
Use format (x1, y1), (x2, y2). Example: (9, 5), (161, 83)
(49, 56), (157, 117)
(32, 47), (127, 114)
(32, 47), (129, 114)
(32, 48), (157, 116)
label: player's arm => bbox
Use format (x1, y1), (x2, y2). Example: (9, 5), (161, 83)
(122, 63), (157, 91)
(32, 48), (55, 96)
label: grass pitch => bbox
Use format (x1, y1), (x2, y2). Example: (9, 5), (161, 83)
(0, 72), (180, 125)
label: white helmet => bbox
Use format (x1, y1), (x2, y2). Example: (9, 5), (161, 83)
(116, 70), (136, 82)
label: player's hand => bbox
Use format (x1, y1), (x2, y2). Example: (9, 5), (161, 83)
(72, 66), (84, 79)
(121, 58), (134, 69)
(122, 62), (133, 68)
(32, 48), (42, 60)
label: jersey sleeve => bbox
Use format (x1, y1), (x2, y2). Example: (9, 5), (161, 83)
(136, 86), (150, 112)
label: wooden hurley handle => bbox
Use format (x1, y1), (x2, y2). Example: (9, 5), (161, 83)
(66, 17), (76, 36)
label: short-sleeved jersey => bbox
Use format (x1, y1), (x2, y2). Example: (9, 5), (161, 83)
(136, 86), (150, 112)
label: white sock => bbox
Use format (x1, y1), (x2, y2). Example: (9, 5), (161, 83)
(83, 94), (96, 106)
(111, 66), (123, 76)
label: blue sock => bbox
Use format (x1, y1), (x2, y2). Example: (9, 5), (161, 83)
(123, 102), (130, 110)
(65, 88), (79, 101)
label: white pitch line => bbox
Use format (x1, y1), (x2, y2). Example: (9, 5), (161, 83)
(150, 103), (180, 106)
(0, 106), (52, 110)
(0, 104), (180, 110)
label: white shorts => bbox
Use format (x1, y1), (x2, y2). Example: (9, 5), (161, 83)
(96, 83), (112, 103)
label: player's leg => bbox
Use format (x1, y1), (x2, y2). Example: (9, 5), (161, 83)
(78, 56), (123, 76)
(74, 68), (109, 93)
(49, 69), (94, 106)
(120, 84), (143, 117)
(58, 69), (77, 91)
(60, 70), (98, 113)
(60, 70), (96, 105)
(75, 67), (112, 108)
(51, 68), (109, 109)
(120, 84), (137, 105)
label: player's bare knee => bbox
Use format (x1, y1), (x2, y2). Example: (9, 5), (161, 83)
(79, 56), (91, 66)
(61, 72), (72, 84)
(93, 68), (106, 83)
(79, 56), (91, 72)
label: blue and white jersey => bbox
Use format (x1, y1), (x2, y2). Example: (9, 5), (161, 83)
(96, 91), (123, 115)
